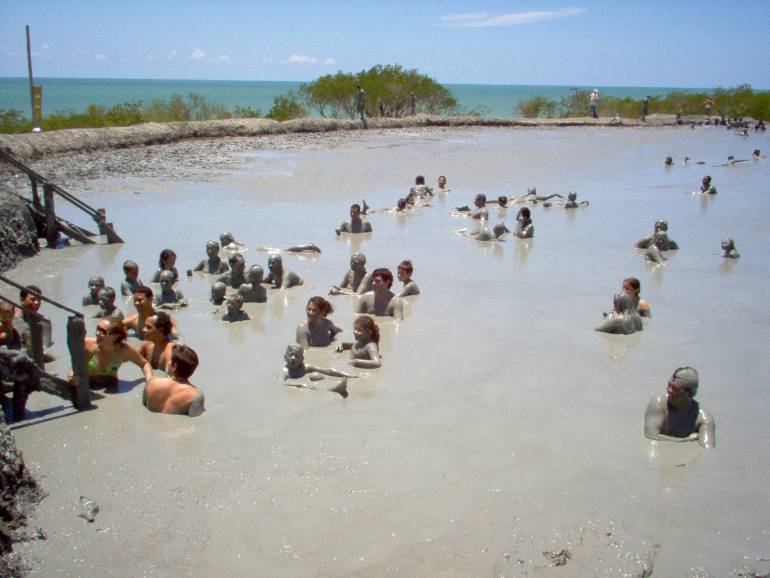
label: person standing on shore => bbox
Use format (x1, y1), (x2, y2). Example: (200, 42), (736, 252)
(589, 89), (599, 118)
(703, 96), (714, 120)
(410, 92), (416, 116)
(641, 96), (650, 122)
(356, 86), (367, 129)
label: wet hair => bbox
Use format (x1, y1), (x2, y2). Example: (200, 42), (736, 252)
(152, 311), (174, 337)
(307, 296), (333, 316)
(397, 260), (413, 275)
(438, 175), (446, 181)
(397, 198), (407, 210)
(227, 293), (244, 307)
(99, 287), (116, 301)
(350, 203), (362, 212)
(102, 318), (127, 344)
(703, 175), (711, 182)
(89, 276), (105, 287)
(354, 315), (380, 344)
(474, 193), (487, 205)
(158, 249), (176, 268)
(133, 285), (154, 299)
(351, 252), (366, 265)
(371, 268), (394, 288)
(415, 175), (425, 185)
(220, 232), (235, 245)
(229, 253), (245, 267)
(171, 344), (199, 379)
(284, 343), (304, 361)
(20, 285), (42, 301)
(671, 366), (699, 389)
(498, 196), (508, 207)
(519, 207), (531, 219)
(247, 265), (264, 282)
(123, 260), (138, 273)
(623, 277), (641, 294)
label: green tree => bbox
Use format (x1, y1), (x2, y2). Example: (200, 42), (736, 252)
(266, 91), (307, 121)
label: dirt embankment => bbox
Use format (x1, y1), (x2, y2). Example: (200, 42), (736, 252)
(0, 114), (684, 162)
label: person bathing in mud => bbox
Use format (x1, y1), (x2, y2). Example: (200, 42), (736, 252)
(264, 254), (303, 289)
(356, 268), (404, 320)
(437, 175), (449, 192)
(330, 252), (372, 296)
(219, 232), (247, 251)
(513, 207), (534, 238)
(120, 260), (144, 297)
(280, 343), (355, 397)
(337, 316), (382, 369)
(151, 248), (179, 283)
(644, 367), (715, 448)
(217, 254), (247, 288)
(69, 318), (153, 389)
(124, 286), (177, 340)
(143, 344), (205, 416)
(336, 203), (372, 235)
(154, 271), (186, 309)
(622, 277), (651, 318)
(192, 240), (229, 274)
(697, 175), (717, 195)
(396, 260), (420, 297)
(82, 276), (105, 306)
(296, 296), (343, 348)
(138, 312), (175, 372)
(409, 175), (434, 198)
(455, 193), (488, 220)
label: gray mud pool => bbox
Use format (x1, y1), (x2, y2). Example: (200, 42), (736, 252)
(8, 126), (770, 577)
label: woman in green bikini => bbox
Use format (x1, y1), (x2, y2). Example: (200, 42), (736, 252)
(71, 318), (153, 388)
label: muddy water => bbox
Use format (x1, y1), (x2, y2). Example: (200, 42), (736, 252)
(8, 126), (770, 577)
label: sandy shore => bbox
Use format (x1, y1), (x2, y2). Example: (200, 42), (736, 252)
(5, 124), (770, 577)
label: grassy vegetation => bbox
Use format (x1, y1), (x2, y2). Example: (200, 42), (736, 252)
(266, 91), (307, 121)
(0, 92), (262, 134)
(515, 85), (770, 119)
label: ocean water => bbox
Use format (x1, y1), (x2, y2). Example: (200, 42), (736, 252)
(0, 76), (706, 118)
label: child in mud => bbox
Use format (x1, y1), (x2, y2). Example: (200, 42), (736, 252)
(396, 260), (420, 297)
(280, 343), (355, 397)
(337, 316), (382, 369)
(82, 276), (105, 306)
(296, 296), (343, 348)
(120, 260), (144, 297)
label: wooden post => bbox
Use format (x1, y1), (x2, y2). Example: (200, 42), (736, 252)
(43, 183), (59, 248)
(30, 176), (42, 209)
(27, 313), (45, 369)
(67, 316), (91, 410)
(96, 208), (124, 244)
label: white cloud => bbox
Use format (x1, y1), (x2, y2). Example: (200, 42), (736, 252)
(287, 54), (336, 65)
(437, 7), (585, 28)
(94, 53), (108, 60)
(215, 53), (231, 63)
(166, 49), (178, 60)
(191, 49), (206, 60)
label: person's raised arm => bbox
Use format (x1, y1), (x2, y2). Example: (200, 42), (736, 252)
(122, 343), (153, 382)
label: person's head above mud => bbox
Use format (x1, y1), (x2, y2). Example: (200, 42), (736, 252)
(474, 194), (487, 208)
(20, 285), (42, 314)
(133, 286), (154, 314)
(644, 366), (715, 448)
(158, 270), (176, 292)
(206, 240), (220, 258)
(415, 175), (425, 185)
(284, 343), (305, 370)
(721, 237), (740, 258)
(247, 265), (264, 284)
(85, 276), (105, 303)
(229, 253), (246, 274)
(210, 282), (226, 305)
(268, 254), (283, 274)
(438, 175), (447, 189)
(97, 287), (117, 310)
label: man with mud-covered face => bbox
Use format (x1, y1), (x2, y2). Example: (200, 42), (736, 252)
(336, 204), (372, 235)
(264, 255), (303, 289)
(644, 367), (715, 448)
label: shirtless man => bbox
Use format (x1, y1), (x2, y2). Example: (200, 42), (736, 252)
(455, 194), (488, 220)
(336, 203), (372, 235)
(356, 268), (404, 320)
(513, 207), (534, 238)
(644, 367), (715, 449)
(143, 344), (205, 416)
(636, 219), (679, 251)
(154, 270), (186, 308)
(238, 265), (267, 303)
(396, 260), (420, 297)
(217, 254), (247, 288)
(82, 276), (105, 306)
(264, 254), (303, 289)
(138, 311), (175, 372)
(330, 252), (372, 296)
(437, 175), (449, 191)
(219, 232), (247, 251)
(193, 240), (229, 274)
(95, 287), (124, 321)
(15, 285), (54, 359)
(124, 286), (159, 340)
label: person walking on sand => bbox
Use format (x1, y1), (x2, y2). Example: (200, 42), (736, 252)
(589, 89), (599, 118)
(641, 95), (650, 122)
(703, 96), (714, 120)
(356, 85), (367, 129)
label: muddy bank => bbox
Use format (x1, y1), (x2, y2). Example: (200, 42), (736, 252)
(0, 187), (39, 273)
(0, 415), (44, 577)
(0, 114), (687, 162)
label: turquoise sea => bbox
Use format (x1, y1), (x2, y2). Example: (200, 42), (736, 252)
(0, 77), (706, 118)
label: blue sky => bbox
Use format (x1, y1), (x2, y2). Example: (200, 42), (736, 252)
(1, 1), (768, 88)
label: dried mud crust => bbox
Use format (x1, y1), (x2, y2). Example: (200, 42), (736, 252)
(0, 416), (45, 577)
